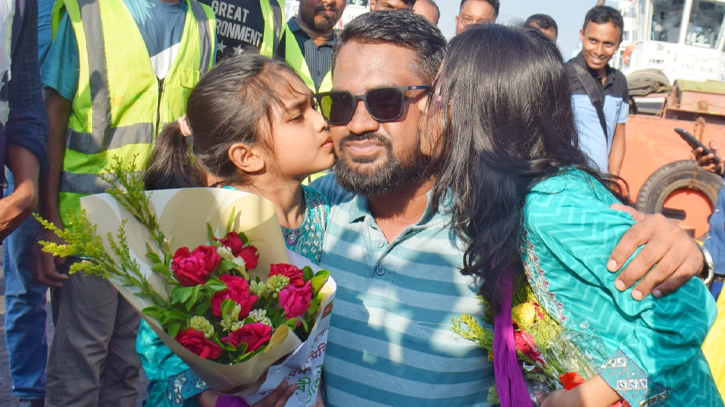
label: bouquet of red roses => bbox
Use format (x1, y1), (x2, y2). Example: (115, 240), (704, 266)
(36, 158), (336, 405)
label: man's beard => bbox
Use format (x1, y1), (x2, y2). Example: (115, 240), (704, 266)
(333, 132), (430, 196)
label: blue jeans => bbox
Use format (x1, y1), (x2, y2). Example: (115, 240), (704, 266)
(3, 171), (48, 400)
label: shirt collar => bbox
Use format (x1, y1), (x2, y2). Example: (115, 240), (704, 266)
(575, 51), (615, 87)
(345, 187), (450, 230)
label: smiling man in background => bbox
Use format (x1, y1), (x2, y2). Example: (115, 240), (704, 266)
(566, 5), (628, 175)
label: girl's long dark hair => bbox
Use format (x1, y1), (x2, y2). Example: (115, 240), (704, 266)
(145, 55), (300, 190)
(431, 24), (627, 311)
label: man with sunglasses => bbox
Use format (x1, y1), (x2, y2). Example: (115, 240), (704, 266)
(312, 10), (713, 407)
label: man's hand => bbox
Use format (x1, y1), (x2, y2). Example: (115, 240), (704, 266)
(0, 146), (41, 240)
(0, 179), (37, 240)
(33, 227), (68, 287)
(608, 204), (703, 299)
(693, 141), (724, 176)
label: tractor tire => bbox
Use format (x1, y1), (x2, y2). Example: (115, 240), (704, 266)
(635, 160), (723, 217)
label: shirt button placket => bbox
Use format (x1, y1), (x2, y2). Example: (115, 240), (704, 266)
(375, 267), (385, 276)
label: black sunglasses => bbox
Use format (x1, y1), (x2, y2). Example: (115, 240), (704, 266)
(314, 85), (431, 125)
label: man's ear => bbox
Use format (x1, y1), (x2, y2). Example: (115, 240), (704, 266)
(579, 28), (585, 44)
(228, 143), (265, 174)
(370, 0), (377, 10)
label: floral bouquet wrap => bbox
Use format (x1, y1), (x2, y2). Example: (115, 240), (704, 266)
(452, 277), (628, 407)
(36, 159), (336, 406)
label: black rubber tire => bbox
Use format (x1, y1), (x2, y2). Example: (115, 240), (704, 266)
(635, 160), (723, 218)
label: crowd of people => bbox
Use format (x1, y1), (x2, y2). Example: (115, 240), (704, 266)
(1, 1), (722, 407)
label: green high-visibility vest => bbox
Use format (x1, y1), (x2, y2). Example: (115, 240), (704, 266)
(283, 25), (333, 93)
(51, 0), (215, 227)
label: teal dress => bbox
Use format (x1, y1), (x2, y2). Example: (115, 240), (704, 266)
(521, 169), (722, 406)
(137, 186), (330, 407)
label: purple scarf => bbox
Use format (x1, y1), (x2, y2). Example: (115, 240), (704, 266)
(493, 269), (534, 407)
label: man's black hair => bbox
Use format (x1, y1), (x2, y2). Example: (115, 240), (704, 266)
(525, 14), (558, 32)
(332, 10), (447, 85)
(583, 5), (624, 34)
(460, 0), (500, 17)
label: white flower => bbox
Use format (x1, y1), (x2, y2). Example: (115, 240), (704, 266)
(249, 309), (273, 326)
(217, 246), (235, 261)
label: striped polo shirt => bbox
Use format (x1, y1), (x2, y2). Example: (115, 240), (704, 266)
(312, 175), (493, 407)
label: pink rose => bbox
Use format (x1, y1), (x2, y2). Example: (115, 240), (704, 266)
(215, 232), (244, 256)
(210, 275), (257, 318)
(171, 245), (221, 286)
(279, 281), (313, 319)
(223, 323), (273, 352)
(514, 331), (543, 364)
(238, 245), (259, 270)
(270, 263), (305, 287)
(175, 328), (222, 359)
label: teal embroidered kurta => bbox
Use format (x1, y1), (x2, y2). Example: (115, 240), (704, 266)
(522, 169), (722, 407)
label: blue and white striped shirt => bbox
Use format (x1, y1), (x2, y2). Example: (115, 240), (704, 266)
(313, 175), (493, 407)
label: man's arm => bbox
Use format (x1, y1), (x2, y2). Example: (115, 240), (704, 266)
(34, 87), (72, 287)
(608, 123), (626, 176)
(0, 0), (48, 239)
(608, 205), (705, 299)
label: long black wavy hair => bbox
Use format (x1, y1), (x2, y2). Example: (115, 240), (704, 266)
(430, 24), (627, 311)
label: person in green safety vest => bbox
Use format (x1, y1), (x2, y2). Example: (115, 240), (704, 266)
(199, 0), (286, 60)
(36, 1), (215, 406)
(279, 0), (346, 93)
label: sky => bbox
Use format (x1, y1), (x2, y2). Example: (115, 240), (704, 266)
(436, 1), (615, 59)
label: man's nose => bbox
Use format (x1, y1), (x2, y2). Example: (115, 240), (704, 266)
(346, 99), (380, 135)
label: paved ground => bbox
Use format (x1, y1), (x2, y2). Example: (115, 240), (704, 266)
(0, 247), (149, 407)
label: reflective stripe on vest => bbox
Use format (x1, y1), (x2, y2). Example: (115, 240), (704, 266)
(260, 0), (285, 57)
(283, 26), (333, 93)
(53, 0), (214, 227)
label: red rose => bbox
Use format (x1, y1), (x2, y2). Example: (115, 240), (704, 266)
(216, 232), (244, 256)
(222, 322), (273, 352)
(238, 245), (259, 270)
(211, 275), (257, 318)
(279, 281), (313, 318)
(269, 263), (305, 287)
(171, 245), (221, 286)
(514, 331), (544, 364)
(175, 328), (222, 359)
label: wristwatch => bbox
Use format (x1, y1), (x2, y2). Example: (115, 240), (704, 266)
(698, 243), (714, 287)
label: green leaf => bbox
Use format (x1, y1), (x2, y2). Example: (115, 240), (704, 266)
(310, 275), (327, 293)
(303, 266), (314, 282)
(286, 318), (299, 329)
(226, 208), (236, 234)
(218, 260), (238, 273)
(206, 277), (228, 292)
(142, 306), (166, 321)
(191, 285), (202, 304)
(167, 309), (188, 321)
(151, 263), (171, 276)
(167, 322), (181, 338)
(221, 298), (236, 318)
(207, 223), (216, 243)
(178, 286), (194, 303)
(314, 269), (330, 280)
(194, 301), (210, 315)
(300, 317), (309, 333)
(145, 249), (162, 265)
